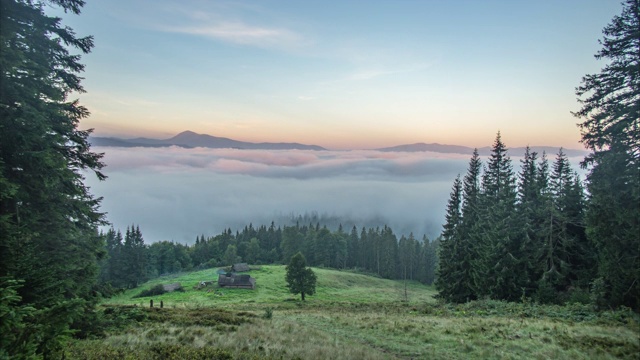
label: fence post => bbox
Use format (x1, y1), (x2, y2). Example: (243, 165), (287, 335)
(150, 299), (153, 308)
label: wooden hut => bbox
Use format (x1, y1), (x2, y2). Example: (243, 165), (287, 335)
(218, 273), (256, 289)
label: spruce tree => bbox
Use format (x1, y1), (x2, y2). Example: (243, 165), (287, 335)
(436, 176), (465, 301)
(122, 225), (148, 288)
(459, 149), (482, 300)
(346, 226), (360, 268)
(420, 235), (438, 285)
(1, 0), (104, 356)
(280, 226), (301, 263)
(573, 0), (639, 309)
(379, 226), (398, 279)
(475, 133), (519, 300)
(516, 147), (547, 297)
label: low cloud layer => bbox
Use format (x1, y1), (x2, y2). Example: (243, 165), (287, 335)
(85, 147), (582, 244)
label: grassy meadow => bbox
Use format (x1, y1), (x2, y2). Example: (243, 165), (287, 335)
(68, 266), (640, 359)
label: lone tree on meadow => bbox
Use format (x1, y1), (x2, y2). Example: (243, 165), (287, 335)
(285, 252), (317, 301)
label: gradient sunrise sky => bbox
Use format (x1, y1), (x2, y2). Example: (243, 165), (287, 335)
(62, 0), (619, 150)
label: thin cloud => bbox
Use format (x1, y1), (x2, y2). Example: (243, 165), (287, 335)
(318, 63), (434, 85)
(164, 22), (302, 47)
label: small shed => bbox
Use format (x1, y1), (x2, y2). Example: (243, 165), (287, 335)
(162, 283), (182, 292)
(232, 263), (251, 272)
(218, 273), (256, 289)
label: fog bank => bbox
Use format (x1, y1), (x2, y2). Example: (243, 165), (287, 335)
(85, 146), (582, 243)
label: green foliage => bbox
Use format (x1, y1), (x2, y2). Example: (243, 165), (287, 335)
(573, 0), (640, 310)
(0, 0), (107, 356)
(436, 175), (466, 302)
(0, 278), (37, 359)
(263, 307), (273, 319)
(285, 253), (317, 301)
(437, 135), (593, 305)
(67, 341), (235, 360)
(133, 284), (167, 299)
(223, 244), (239, 266)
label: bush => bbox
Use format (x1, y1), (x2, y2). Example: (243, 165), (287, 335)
(566, 287), (591, 305)
(263, 307), (273, 319)
(133, 285), (166, 298)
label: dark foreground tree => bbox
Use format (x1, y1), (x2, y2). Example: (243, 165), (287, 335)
(285, 252), (317, 301)
(573, 0), (639, 310)
(0, 0), (104, 357)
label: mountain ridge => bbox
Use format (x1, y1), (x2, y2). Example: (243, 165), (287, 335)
(376, 142), (588, 157)
(90, 131), (588, 156)
(90, 130), (327, 151)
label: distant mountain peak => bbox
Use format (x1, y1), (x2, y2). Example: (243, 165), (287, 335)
(90, 131), (326, 151)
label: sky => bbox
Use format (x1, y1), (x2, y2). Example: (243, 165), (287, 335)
(56, 1), (617, 243)
(59, 0), (621, 150)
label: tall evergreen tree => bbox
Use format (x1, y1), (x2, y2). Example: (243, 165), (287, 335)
(379, 226), (398, 279)
(333, 226), (348, 269)
(280, 225), (301, 264)
(0, 0), (104, 356)
(476, 133), (519, 300)
(122, 225), (147, 288)
(458, 150), (482, 300)
(421, 236), (439, 285)
(436, 176), (465, 301)
(573, 0), (639, 309)
(346, 226), (360, 268)
(516, 147), (546, 296)
(541, 150), (591, 295)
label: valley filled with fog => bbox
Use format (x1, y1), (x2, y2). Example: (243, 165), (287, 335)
(86, 146), (583, 243)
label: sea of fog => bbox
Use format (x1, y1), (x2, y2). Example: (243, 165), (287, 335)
(84, 146), (584, 244)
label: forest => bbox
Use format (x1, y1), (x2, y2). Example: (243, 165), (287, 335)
(1, 0), (638, 358)
(97, 222), (440, 290)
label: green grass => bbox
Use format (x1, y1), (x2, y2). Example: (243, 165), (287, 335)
(104, 265), (438, 307)
(68, 266), (639, 359)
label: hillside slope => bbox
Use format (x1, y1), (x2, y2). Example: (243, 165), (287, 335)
(103, 265), (437, 306)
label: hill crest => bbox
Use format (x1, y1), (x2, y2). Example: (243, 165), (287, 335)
(90, 131), (327, 151)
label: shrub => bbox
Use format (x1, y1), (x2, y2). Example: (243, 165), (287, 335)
(263, 307), (273, 319)
(133, 285), (166, 298)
